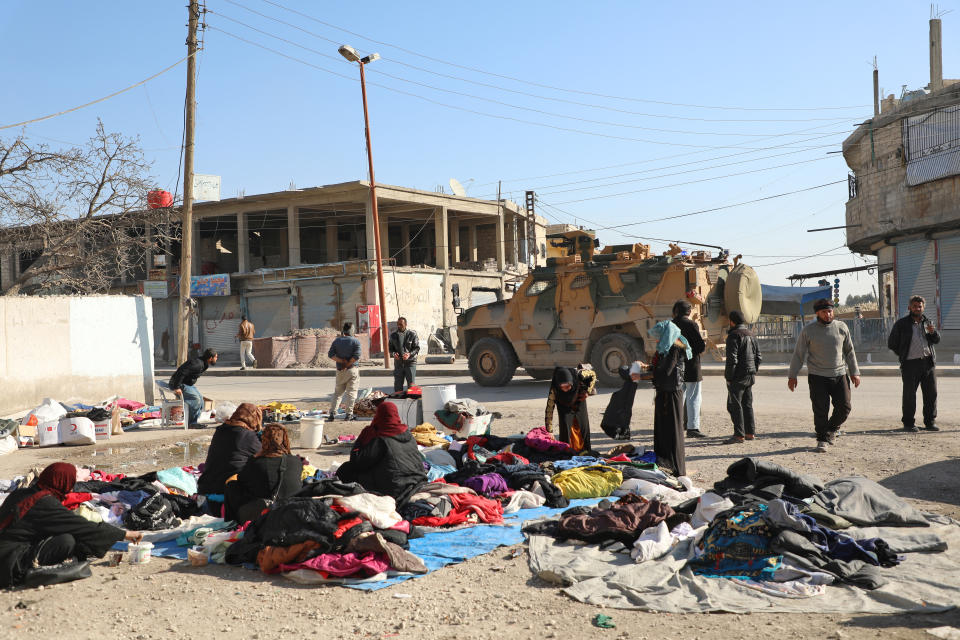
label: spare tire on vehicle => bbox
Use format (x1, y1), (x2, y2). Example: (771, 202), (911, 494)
(724, 264), (762, 324)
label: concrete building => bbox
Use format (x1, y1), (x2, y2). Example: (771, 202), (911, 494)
(843, 17), (960, 345)
(140, 181), (547, 363)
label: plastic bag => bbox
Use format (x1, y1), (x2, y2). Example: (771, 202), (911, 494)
(0, 435), (17, 456)
(25, 398), (67, 445)
(215, 401), (238, 422)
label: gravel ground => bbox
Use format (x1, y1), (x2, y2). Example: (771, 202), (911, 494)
(1, 374), (958, 640)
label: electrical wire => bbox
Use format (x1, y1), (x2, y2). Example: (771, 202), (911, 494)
(254, 0), (871, 112)
(0, 54), (196, 131)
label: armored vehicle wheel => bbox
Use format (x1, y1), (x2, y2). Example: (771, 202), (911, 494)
(590, 333), (643, 387)
(468, 337), (519, 386)
(525, 368), (553, 380)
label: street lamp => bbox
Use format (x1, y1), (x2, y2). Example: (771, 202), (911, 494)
(339, 44), (390, 370)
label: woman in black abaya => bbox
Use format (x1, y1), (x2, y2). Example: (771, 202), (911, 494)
(544, 366), (597, 453)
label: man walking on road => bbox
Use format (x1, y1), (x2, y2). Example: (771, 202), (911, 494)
(787, 299), (861, 453)
(723, 310), (762, 444)
(237, 315), (257, 370)
(328, 322), (362, 421)
(169, 348), (218, 428)
(671, 300), (706, 438)
(389, 317), (420, 392)
(887, 295), (940, 432)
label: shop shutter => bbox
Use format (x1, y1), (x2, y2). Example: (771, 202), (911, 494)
(200, 295), (242, 362)
(938, 235), (960, 329)
(299, 282), (337, 331)
(247, 293), (291, 338)
(896, 239), (938, 322)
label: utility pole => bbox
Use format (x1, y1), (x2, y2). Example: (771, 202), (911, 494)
(177, 0), (200, 365)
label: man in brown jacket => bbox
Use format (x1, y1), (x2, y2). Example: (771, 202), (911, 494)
(237, 315), (257, 370)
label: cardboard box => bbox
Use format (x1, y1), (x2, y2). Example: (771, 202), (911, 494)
(93, 420), (111, 440)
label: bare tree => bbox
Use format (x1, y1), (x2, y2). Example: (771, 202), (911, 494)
(0, 122), (177, 295)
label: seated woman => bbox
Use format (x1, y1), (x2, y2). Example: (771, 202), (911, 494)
(336, 402), (426, 507)
(644, 320), (692, 477)
(197, 403), (263, 495)
(224, 424), (304, 523)
(545, 365), (597, 453)
(0, 463), (142, 588)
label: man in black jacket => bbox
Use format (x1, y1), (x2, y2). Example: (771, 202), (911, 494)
(169, 348), (218, 428)
(389, 317), (421, 392)
(723, 310), (761, 444)
(887, 295), (940, 432)
(671, 300), (707, 438)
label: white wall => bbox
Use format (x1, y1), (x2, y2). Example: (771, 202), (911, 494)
(0, 295), (154, 414)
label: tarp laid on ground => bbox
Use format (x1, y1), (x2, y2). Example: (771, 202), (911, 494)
(528, 515), (960, 613)
(760, 284), (832, 317)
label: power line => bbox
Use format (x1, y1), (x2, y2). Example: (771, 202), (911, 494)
(255, 0), (871, 113)
(751, 245), (848, 268)
(0, 54), (195, 131)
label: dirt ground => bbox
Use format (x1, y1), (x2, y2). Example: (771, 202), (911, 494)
(1, 373), (958, 640)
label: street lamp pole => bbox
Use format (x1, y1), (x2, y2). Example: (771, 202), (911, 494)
(340, 45), (391, 370)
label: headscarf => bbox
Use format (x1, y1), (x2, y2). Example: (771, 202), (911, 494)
(0, 462), (76, 531)
(257, 423), (291, 458)
(550, 366), (579, 405)
(354, 402), (408, 449)
(222, 403), (263, 431)
(648, 320), (692, 359)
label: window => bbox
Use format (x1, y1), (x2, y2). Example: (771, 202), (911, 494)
(526, 279), (555, 296)
(570, 274), (591, 289)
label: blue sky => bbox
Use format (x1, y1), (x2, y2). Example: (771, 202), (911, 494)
(3, 1), (958, 296)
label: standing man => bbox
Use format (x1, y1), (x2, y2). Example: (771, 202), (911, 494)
(723, 310), (762, 444)
(671, 300), (706, 438)
(787, 299), (861, 453)
(887, 295), (940, 432)
(169, 348), (218, 429)
(328, 322), (362, 421)
(237, 315), (257, 370)
(389, 317), (420, 392)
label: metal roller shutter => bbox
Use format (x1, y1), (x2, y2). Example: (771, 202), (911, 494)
(200, 295), (243, 362)
(896, 239), (938, 321)
(247, 293), (290, 338)
(938, 235), (960, 329)
(299, 282), (337, 330)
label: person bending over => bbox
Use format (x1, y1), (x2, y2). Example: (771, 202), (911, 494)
(545, 365), (597, 453)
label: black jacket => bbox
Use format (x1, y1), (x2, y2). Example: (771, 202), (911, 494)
(652, 346), (686, 392)
(388, 329), (421, 363)
(887, 314), (940, 365)
(169, 356), (209, 390)
(0, 494), (125, 587)
(197, 425), (262, 494)
(335, 430), (427, 507)
(224, 454), (304, 522)
(672, 316), (706, 382)
(725, 324), (762, 381)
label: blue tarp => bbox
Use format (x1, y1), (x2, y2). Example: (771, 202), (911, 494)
(760, 284), (831, 316)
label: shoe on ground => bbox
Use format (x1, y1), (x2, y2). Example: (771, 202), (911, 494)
(188, 423), (206, 430)
(824, 432), (837, 445)
(722, 436), (745, 444)
(815, 441), (829, 453)
(924, 424), (941, 431)
(252, 360), (258, 369)
(344, 415), (357, 422)
(686, 430), (707, 438)
(903, 425), (920, 433)
(744, 434), (756, 441)
(240, 367), (246, 371)
(326, 415), (336, 422)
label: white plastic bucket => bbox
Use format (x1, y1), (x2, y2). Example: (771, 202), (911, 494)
(421, 384), (456, 422)
(127, 541), (154, 564)
(300, 417), (325, 449)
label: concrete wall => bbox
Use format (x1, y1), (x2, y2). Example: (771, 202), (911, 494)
(0, 295), (154, 414)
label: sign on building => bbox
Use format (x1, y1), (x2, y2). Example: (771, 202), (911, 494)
(193, 174), (221, 202)
(190, 273), (230, 297)
(141, 280), (169, 298)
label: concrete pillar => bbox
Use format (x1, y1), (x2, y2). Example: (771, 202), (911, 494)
(468, 225), (479, 261)
(449, 217), (461, 265)
(931, 18), (943, 92)
(510, 212), (519, 266)
(434, 206), (449, 269)
(495, 207), (506, 271)
(365, 199), (376, 261)
(401, 223), (411, 266)
(237, 212), (249, 273)
(287, 205), (300, 266)
(325, 218), (338, 263)
(379, 213), (390, 266)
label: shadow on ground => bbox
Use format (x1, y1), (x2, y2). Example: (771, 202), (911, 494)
(878, 458), (960, 508)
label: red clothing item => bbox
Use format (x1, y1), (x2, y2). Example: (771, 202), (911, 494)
(0, 462), (75, 531)
(411, 493), (504, 527)
(354, 403), (407, 449)
(281, 552), (390, 577)
(334, 517), (364, 539)
(61, 493), (93, 510)
(605, 454), (632, 462)
(487, 451), (529, 465)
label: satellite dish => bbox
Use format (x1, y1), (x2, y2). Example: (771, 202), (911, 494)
(449, 178), (466, 197)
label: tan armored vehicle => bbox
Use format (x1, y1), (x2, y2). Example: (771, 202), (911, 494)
(456, 231), (761, 387)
